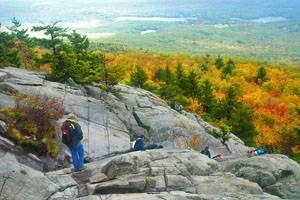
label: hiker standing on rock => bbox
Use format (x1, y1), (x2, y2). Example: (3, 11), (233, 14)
(61, 114), (85, 171)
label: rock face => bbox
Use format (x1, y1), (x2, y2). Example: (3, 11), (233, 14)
(221, 154), (300, 199)
(0, 67), (300, 199)
(0, 149), (280, 200)
(0, 67), (248, 159)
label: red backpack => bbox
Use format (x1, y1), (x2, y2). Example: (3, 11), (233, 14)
(62, 121), (75, 146)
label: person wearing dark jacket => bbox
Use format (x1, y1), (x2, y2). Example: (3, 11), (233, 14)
(133, 136), (145, 151)
(61, 114), (85, 171)
(201, 146), (211, 158)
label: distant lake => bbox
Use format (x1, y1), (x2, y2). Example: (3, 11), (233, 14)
(250, 17), (288, 23)
(1, 0), (299, 27)
(232, 16), (288, 23)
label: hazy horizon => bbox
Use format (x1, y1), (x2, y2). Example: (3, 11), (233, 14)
(1, 0), (300, 64)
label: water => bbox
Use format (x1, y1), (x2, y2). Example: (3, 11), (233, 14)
(1, 0), (299, 28)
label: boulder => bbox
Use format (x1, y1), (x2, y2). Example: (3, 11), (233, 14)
(221, 154), (300, 199)
(0, 172), (58, 200)
(0, 120), (7, 135)
(0, 71), (7, 81)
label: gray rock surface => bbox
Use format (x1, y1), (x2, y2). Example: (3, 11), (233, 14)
(0, 67), (300, 199)
(221, 154), (300, 199)
(0, 67), (249, 159)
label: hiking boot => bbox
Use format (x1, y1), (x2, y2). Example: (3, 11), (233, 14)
(75, 166), (87, 172)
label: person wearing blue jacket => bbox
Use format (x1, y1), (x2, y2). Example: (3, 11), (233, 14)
(133, 135), (145, 151)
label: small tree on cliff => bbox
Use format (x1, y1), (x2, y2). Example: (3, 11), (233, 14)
(130, 65), (148, 88)
(32, 21), (68, 55)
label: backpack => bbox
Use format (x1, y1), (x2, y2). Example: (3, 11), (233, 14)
(62, 121), (75, 146)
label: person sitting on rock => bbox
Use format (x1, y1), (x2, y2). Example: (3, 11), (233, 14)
(247, 147), (267, 157)
(133, 135), (145, 151)
(170, 101), (183, 113)
(255, 148), (266, 155)
(132, 135), (163, 151)
(61, 114), (85, 172)
(201, 146), (211, 158)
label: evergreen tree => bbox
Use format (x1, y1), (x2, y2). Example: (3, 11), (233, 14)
(101, 56), (126, 86)
(154, 67), (164, 81)
(87, 51), (105, 83)
(175, 63), (187, 90)
(7, 17), (31, 45)
(215, 55), (224, 69)
(162, 66), (174, 84)
(222, 59), (235, 78)
(229, 103), (257, 146)
(32, 22), (68, 55)
(130, 65), (148, 88)
(256, 67), (267, 84)
(198, 80), (214, 113)
(0, 31), (20, 67)
(223, 85), (238, 118)
(186, 70), (199, 99)
(200, 63), (208, 72)
(67, 30), (90, 55)
(213, 85), (238, 119)
(159, 84), (179, 100)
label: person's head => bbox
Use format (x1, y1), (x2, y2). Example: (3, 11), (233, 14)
(205, 146), (209, 150)
(66, 113), (77, 122)
(137, 134), (144, 139)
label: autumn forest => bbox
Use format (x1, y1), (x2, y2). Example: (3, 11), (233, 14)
(0, 19), (299, 162)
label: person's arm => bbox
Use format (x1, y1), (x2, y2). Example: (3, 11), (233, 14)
(75, 123), (83, 140)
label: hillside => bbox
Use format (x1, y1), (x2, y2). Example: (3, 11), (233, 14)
(1, 23), (299, 162)
(2, 0), (300, 65)
(0, 67), (300, 199)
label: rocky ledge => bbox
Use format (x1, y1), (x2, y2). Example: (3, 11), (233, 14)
(2, 149), (300, 199)
(0, 67), (300, 199)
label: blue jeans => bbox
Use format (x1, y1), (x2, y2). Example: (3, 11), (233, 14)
(70, 142), (84, 169)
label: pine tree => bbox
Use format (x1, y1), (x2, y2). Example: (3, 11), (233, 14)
(7, 18), (31, 45)
(198, 80), (214, 113)
(32, 22), (68, 55)
(229, 103), (257, 146)
(187, 70), (199, 99)
(163, 66), (174, 84)
(130, 65), (148, 88)
(67, 30), (90, 55)
(256, 67), (267, 84)
(222, 59), (235, 78)
(215, 55), (224, 69)
(175, 63), (187, 90)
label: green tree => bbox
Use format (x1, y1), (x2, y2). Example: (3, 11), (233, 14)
(222, 59), (235, 78)
(162, 66), (174, 84)
(159, 84), (180, 100)
(212, 121), (231, 145)
(198, 80), (214, 113)
(200, 63), (208, 72)
(0, 31), (20, 67)
(154, 67), (164, 81)
(47, 51), (89, 83)
(67, 30), (89, 55)
(186, 70), (199, 98)
(215, 56), (224, 69)
(87, 51), (105, 82)
(256, 67), (267, 84)
(32, 22), (68, 55)
(101, 57), (126, 86)
(130, 65), (148, 88)
(7, 17), (31, 45)
(213, 85), (238, 119)
(229, 103), (257, 146)
(175, 63), (187, 90)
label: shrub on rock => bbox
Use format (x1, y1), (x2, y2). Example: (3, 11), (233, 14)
(0, 94), (64, 157)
